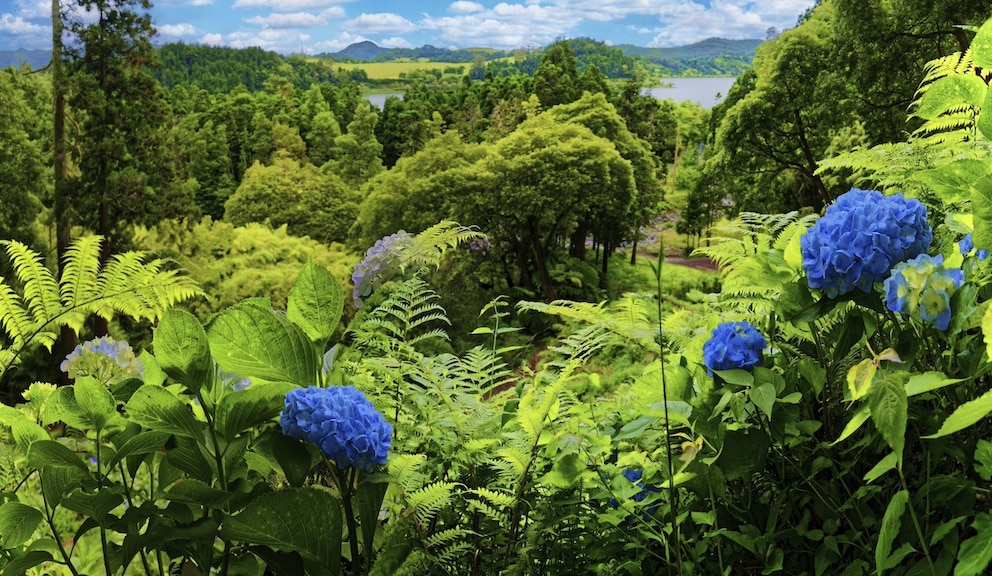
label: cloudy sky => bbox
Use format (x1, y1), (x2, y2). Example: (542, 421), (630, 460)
(1, 0), (815, 54)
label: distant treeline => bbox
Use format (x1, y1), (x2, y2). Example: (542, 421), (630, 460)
(618, 38), (763, 76)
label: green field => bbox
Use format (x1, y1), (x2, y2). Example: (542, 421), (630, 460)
(330, 60), (468, 80)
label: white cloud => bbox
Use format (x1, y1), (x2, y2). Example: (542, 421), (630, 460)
(320, 6), (346, 18)
(311, 31), (370, 53)
(199, 32), (223, 45)
(246, 11), (327, 28)
(157, 23), (198, 38)
(645, 0), (812, 46)
(344, 13), (417, 34)
(232, 0), (349, 10)
(225, 27), (313, 51)
(420, 3), (581, 50)
(0, 13), (49, 48)
(448, 1), (484, 14)
(379, 36), (413, 48)
(0, 13), (46, 35)
(13, 0), (48, 19)
(155, 0), (214, 6)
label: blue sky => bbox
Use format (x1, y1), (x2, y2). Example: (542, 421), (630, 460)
(1, 0), (815, 54)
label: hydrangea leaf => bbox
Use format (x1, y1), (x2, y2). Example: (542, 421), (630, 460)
(216, 382), (295, 440)
(867, 372), (907, 469)
(287, 259), (343, 346)
(74, 376), (116, 433)
(748, 383), (776, 421)
(904, 371), (962, 397)
(126, 385), (204, 439)
(27, 440), (89, 472)
(914, 75), (988, 120)
(0, 501), (44, 548)
(972, 17), (992, 70)
(207, 300), (318, 388)
(153, 309), (212, 394)
(221, 487), (343, 572)
(105, 431), (172, 471)
(972, 175), (992, 254)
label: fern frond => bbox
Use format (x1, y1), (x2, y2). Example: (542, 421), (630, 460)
(0, 282), (32, 348)
(59, 234), (102, 310)
(406, 481), (457, 527)
(399, 220), (484, 272)
(3, 240), (61, 326)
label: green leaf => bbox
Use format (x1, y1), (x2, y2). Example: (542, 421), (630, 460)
(984, 305), (992, 364)
(269, 434), (315, 488)
(847, 359), (877, 402)
(973, 175), (992, 255)
(0, 502), (44, 548)
(221, 487), (343, 572)
(713, 368), (753, 386)
(905, 371), (963, 397)
(868, 373), (907, 469)
(61, 489), (124, 525)
(832, 404), (871, 445)
(216, 382), (295, 440)
(0, 550), (54, 575)
(914, 159), (989, 206)
(74, 376), (117, 433)
(166, 479), (232, 508)
(40, 466), (86, 508)
(27, 440), (89, 472)
(914, 75), (988, 119)
(863, 452), (898, 484)
(126, 386), (203, 439)
(105, 431), (172, 471)
(972, 17), (992, 70)
(876, 489), (908, 576)
(207, 300), (318, 387)
(8, 414), (48, 450)
(716, 429), (770, 480)
(748, 383), (776, 420)
(980, 80), (992, 140)
(287, 260), (343, 346)
(976, 440), (992, 482)
(955, 512), (992, 576)
(154, 309), (213, 393)
(924, 388), (992, 439)
(356, 477), (389, 569)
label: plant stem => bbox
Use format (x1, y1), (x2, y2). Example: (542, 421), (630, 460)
(898, 470), (936, 575)
(337, 466), (362, 575)
(653, 251), (684, 576)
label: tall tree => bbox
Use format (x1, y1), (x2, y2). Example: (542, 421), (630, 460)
(532, 40), (580, 107)
(331, 99), (384, 187)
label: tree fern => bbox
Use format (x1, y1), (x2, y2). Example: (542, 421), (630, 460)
(396, 220), (484, 274)
(0, 236), (201, 383)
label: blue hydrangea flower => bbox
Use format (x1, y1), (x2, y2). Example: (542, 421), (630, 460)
(60, 336), (144, 384)
(608, 468), (660, 522)
(959, 234), (989, 261)
(352, 231), (415, 308)
(883, 254), (964, 331)
(279, 386), (392, 472)
(801, 189), (932, 298)
(702, 321), (767, 373)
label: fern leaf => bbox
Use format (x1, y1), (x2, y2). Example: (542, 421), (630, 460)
(0, 281), (33, 348)
(3, 240), (60, 326)
(59, 235), (102, 310)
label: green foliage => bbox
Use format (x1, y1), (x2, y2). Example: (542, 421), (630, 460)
(0, 235), (200, 386)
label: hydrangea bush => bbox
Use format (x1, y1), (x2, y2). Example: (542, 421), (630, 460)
(702, 321), (767, 372)
(883, 254), (964, 330)
(280, 385), (392, 472)
(59, 335), (144, 383)
(800, 188), (932, 298)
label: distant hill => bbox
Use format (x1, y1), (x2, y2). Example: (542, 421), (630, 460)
(618, 38), (762, 76)
(326, 42), (507, 63)
(333, 41), (388, 61)
(0, 49), (50, 70)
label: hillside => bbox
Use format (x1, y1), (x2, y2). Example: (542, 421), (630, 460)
(0, 49), (50, 70)
(619, 38), (762, 75)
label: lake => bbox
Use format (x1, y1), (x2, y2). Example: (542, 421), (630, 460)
(646, 77), (738, 108)
(365, 77), (739, 110)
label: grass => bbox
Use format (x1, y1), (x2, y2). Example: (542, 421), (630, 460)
(330, 61), (468, 80)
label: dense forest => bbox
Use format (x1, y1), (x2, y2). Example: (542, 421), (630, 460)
(5, 0), (992, 574)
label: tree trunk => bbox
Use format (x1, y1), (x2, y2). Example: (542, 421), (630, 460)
(529, 221), (557, 301)
(53, 0), (76, 384)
